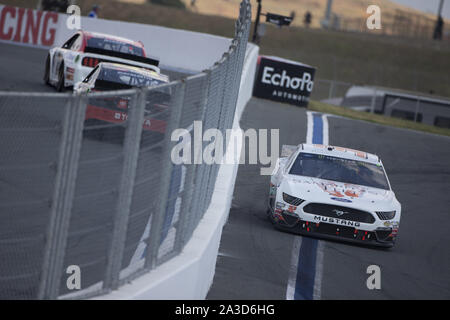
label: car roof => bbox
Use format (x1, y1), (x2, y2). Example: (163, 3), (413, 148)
(81, 31), (144, 48)
(98, 62), (169, 82)
(300, 143), (380, 164)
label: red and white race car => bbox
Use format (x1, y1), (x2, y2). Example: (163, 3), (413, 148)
(43, 30), (160, 91)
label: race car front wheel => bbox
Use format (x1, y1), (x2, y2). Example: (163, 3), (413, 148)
(43, 55), (50, 85)
(267, 198), (276, 224)
(56, 63), (65, 92)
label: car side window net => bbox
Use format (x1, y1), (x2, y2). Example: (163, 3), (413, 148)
(62, 34), (79, 49)
(82, 66), (99, 83)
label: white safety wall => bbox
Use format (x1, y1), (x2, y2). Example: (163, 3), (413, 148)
(0, 5), (232, 72)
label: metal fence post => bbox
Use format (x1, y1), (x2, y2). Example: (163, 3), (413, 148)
(414, 96), (421, 122)
(370, 88), (377, 113)
(145, 81), (186, 269)
(103, 89), (146, 291)
(38, 93), (87, 299)
(328, 80), (335, 100)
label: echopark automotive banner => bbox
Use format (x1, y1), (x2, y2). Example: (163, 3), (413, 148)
(0, 5), (60, 48)
(253, 55), (316, 107)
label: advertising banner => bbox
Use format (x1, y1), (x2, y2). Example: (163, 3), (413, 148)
(253, 55), (316, 107)
(0, 5), (60, 48)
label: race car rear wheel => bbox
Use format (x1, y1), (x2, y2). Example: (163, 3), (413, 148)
(56, 63), (65, 92)
(43, 55), (50, 85)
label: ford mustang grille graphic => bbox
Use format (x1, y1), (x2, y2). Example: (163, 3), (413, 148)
(333, 209), (347, 216)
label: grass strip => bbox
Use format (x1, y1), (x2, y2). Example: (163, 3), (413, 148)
(308, 100), (450, 137)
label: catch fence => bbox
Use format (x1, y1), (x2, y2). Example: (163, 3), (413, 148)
(0, 0), (252, 300)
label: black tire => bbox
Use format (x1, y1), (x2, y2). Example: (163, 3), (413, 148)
(267, 201), (276, 224)
(43, 55), (50, 85)
(56, 63), (65, 92)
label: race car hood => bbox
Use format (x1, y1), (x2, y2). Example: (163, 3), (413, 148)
(280, 175), (396, 210)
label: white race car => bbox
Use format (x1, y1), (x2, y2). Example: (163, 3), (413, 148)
(43, 30), (160, 91)
(269, 144), (401, 247)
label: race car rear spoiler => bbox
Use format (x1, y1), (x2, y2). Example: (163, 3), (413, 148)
(84, 47), (160, 67)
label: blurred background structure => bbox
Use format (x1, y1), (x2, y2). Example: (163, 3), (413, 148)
(3, 0), (446, 127)
(20, 0), (450, 123)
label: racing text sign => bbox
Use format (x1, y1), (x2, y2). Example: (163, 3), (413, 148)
(0, 5), (59, 47)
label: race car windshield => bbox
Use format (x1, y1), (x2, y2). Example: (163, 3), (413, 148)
(98, 68), (167, 89)
(289, 153), (390, 190)
(86, 37), (144, 57)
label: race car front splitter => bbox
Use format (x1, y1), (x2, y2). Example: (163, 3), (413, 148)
(271, 209), (396, 247)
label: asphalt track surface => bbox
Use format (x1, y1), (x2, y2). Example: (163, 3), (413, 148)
(207, 98), (307, 299)
(0, 43), (187, 299)
(207, 98), (450, 299)
(1, 43), (450, 300)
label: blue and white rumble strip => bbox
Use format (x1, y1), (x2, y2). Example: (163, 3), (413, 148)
(286, 111), (327, 300)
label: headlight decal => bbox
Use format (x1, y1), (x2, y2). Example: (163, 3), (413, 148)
(375, 210), (396, 220)
(275, 201), (285, 209)
(282, 192), (305, 206)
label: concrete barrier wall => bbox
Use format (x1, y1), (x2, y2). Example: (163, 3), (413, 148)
(96, 43), (259, 300)
(0, 5), (231, 73)
(54, 17), (232, 73)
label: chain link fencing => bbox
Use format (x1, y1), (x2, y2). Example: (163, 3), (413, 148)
(0, 0), (252, 300)
(310, 79), (354, 102)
